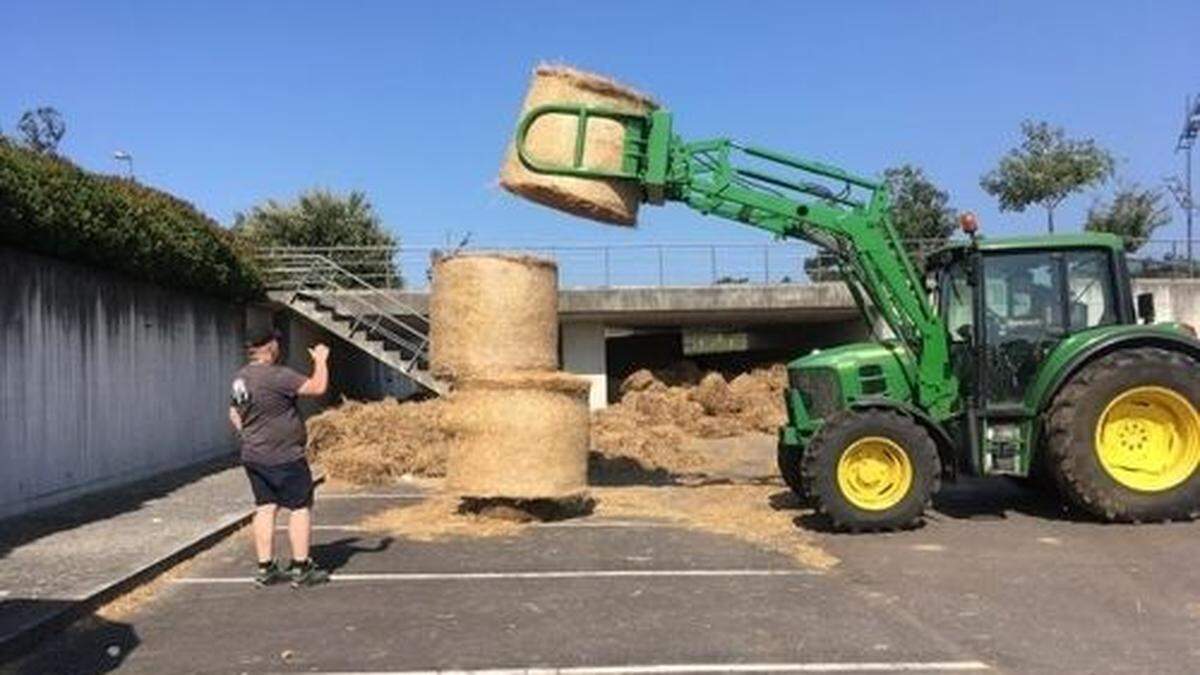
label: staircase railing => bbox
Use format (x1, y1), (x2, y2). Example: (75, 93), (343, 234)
(256, 250), (431, 376)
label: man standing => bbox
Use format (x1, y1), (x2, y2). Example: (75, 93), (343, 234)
(229, 327), (330, 588)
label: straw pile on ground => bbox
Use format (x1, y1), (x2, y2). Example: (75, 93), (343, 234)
(499, 64), (658, 226)
(591, 362), (788, 474)
(444, 372), (591, 499)
(429, 253), (559, 380)
(306, 398), (452, 484)
(308, 361), (787, 485)
(595, 485), (837, 569)
(356, 485), (836, 570)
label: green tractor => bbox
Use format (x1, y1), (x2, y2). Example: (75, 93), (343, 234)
(513, 106), (1200, 531)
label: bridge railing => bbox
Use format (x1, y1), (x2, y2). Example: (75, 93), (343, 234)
(253, 239), (1200, 290)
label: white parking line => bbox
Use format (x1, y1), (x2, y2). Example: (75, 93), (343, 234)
(276, 525), (366, 532)
(318, 493), (425, 500)
(176, 568), (824, 585)
(296, 661), (990, 673)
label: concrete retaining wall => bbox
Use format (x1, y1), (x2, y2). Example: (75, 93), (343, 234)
(1133, 279), (1200, 327)
(0, 247), (245, 520)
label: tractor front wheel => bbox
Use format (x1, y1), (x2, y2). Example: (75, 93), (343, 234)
(1045, 348), (1200, 522)
(802, 409), (940, 532)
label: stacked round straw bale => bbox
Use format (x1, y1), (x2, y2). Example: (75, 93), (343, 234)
(430, 253), (558, 379)
(499, 64), (658, 227)
(431, 252), (590, 500)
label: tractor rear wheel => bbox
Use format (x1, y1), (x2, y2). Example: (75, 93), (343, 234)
(802, 409), (940, 532)
(1044, 348), (1200, 522)
(777, 442), (805, 496)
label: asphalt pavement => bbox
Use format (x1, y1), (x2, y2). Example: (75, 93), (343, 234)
(11, 479), (1200, 675)
(0, 457), (254, 663)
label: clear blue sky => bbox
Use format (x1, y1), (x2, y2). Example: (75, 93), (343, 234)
(4, 1), (1198, 250)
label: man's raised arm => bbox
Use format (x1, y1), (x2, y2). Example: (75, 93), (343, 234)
(297, 343), (330, 397)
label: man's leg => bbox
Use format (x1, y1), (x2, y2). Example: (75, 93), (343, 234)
(253, 503), (277, 563)
(283, 460), (328, 587)
(288, 506), (329, 586)
(251, 503), (288, 586)
(287, 507), (311, 562)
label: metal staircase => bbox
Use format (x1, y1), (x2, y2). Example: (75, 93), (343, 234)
(257, 250), (444, 395)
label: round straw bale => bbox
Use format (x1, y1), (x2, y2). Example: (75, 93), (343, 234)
(444, 372), (591, 499)
(499, 64), (658, 226)
(430, 253), (559, 380)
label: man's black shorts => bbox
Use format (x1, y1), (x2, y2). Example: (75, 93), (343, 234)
(244, 459), (314, 509)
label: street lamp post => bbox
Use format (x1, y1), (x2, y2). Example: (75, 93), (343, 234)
(113, 150), (134, 179)
(1174, 96), (1200, 266)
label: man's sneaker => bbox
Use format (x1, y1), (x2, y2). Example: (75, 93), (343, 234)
(289, 560), (330, 588)
(253, 560), (289, 587)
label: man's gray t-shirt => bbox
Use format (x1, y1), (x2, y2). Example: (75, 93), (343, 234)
(231, 364), (308, 465)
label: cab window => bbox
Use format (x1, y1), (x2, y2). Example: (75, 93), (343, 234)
(1066, 250), (1116, 330)
(984, 252), (1062, 343)
(939, 260), (973, 343)
(982, 252), (1062, 404)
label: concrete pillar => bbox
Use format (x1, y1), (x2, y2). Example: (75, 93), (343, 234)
(561, 322), (608, 410)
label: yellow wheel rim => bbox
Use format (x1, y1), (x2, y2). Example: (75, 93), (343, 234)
(1095, 386), (1200, 493)
(836, 436), (914, 511)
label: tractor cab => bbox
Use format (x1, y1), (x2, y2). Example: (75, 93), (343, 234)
(930, 234), (1133, 402)
(925, 233), (1139, 476)
(779, 232), (1158, 487)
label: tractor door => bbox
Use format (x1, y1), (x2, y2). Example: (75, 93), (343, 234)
(973, 248), (1121, 473)
(936, 257), (975, 393)
(981, 249), (1120, 407)
(981, 252), (1066, 406)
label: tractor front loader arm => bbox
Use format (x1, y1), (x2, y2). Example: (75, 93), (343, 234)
(514, 105), (957, 417)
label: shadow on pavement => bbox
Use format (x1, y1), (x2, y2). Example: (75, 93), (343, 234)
(0, 455), (238, 561)
(764, 486), (853, 534)
(587, 453), (680, 486)
(312, 536), (394, 571)
(2, 601), (138, 675)
(932, 477), (1078, 522)
(765, 474), (1095, 531)
(777, 476), (1093, 532)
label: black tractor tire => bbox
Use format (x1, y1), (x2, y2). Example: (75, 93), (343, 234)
(802, 409), (940, 532)
(777, 442), (806, 496)
(1044, 348), (1200, 522)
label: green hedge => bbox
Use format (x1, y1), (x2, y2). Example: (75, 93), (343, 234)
(0, 139), (263, 300)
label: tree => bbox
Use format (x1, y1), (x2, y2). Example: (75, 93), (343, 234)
(804, 164), (955, 281)
(884, 164), (957, 267)
(980, 120), (1114, 233)
(1085, 184), (1171, 252)
(16, 107), (66, 155)
(233, 188), (401, 286)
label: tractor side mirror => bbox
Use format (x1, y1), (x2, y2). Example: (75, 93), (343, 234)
(1136, 292), (1156, 325)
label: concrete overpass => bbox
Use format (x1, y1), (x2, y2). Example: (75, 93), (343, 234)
(292, 283), (862, 409)
(432, 283), (861, 408)
(269, 279), (1200, 411)
(371, 282), (859, 324)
